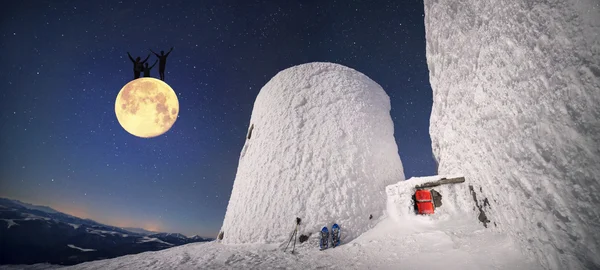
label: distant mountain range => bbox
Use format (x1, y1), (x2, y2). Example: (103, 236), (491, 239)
(0, 198), (214, 266)
(119, 226), (158, 235)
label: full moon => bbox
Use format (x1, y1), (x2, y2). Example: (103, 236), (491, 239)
(115, 78), (179, 138)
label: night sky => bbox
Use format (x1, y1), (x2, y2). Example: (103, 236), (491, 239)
(0, 0), (435, 237)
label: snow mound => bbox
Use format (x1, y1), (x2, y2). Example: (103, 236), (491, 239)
(221, 62), (405, 244)
(425, 0), (600, 269)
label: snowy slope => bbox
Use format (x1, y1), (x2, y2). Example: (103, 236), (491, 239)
(14, 177), (541, 270)
(221, 62), (404, 244)
(67, 245), (96, 252)
(424, 0), (600, 269)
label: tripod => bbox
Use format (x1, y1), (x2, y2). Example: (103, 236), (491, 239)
(284, 217), (301, 253)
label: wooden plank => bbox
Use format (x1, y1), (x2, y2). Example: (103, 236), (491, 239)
(415, 177), (466, 189)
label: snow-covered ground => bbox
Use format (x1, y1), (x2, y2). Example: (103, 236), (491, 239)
(137, 237), (174, 246)
(86, 229), (128, 238)
(2, 177), (541, 270)
(51, 219), (537, 270)
(66, 245), (96, 252)
(1, 219), (19, 229)
(1, 212), (53, 228)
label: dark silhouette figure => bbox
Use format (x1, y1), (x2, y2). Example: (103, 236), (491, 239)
(149, 47), (173, 80)
(142, 60), (158, 78)
(127, 52), (150, 79)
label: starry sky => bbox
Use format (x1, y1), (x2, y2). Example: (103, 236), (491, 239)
(0, 0), (435, 237)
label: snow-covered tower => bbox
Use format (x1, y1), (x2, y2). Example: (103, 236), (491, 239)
(221, 62), (404, 244)
(425, 0), (600, 269)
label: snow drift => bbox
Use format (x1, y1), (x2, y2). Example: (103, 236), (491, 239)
(220, 62), (404, 244)
(424, 0), (600, 269)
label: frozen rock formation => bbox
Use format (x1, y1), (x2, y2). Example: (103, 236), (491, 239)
(425, 0), (600, 269)
(220, 62), (405, 244)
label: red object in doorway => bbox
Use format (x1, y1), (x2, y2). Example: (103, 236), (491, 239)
(415, 189), (435, 214)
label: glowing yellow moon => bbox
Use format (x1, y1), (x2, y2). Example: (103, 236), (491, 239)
(115, 78), (179, 138)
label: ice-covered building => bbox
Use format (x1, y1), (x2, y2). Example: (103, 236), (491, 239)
(220, 62), (405, 244)
(424, 0), (600, 269)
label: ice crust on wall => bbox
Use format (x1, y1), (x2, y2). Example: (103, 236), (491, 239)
(221, 62), (404, 244)
(424, 0), (600, 269)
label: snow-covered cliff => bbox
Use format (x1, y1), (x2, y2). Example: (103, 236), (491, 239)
(425, 0), (600, 269)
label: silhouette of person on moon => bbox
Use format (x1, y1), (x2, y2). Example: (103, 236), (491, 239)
(149, 47), (173, 81)
(127, 52), (151, 79)
(142, 60), (158, 78)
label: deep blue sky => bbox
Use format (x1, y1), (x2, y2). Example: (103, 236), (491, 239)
(0, 0), (435, 237)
